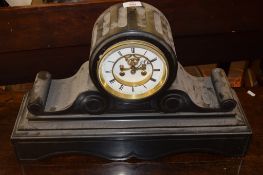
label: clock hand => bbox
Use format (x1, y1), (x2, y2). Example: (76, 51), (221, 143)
(120, 55), (149, 76)
(135, 63), (147, 76)
(121, 56), (141, 75)
(119, 64), (142, 75)
(120, 65), (130, 71)
(119, 65), (129, 76)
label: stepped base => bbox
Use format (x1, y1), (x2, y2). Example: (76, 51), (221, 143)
(11, 92), (251, 160)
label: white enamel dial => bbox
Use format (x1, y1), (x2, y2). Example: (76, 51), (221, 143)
(97, 40), (168, 100)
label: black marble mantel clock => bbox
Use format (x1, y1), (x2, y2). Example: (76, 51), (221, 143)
(11, 1), (251, 160)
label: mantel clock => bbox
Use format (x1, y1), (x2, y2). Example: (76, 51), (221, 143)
(11, 1), (251, 160)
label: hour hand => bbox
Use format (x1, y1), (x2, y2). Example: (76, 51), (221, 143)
(119, 65), (130, 76)
(120, 65), (130, 71)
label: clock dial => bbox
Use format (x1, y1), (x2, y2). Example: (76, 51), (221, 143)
(97, 40), (168, 100)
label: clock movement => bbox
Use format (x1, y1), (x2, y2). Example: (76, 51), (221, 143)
(11, 1), (251, 160)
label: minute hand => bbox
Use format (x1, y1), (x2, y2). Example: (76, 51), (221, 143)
(135, 63), (147, 70)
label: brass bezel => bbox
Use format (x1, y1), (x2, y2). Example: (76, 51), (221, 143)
(97, 40), (168, 100)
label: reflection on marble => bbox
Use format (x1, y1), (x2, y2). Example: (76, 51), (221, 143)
(20, 156), (243, 175)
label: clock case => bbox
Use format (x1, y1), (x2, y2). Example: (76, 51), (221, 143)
(11, 2), (251, 160)
(88, 2), (178, 102)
